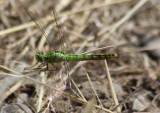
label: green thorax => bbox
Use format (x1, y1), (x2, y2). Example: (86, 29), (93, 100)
(35, 50), (118, 64)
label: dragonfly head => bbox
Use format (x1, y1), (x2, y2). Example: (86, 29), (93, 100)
(35, 52), (45, 62)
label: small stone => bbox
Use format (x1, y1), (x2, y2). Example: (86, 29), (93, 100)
(17, 93), (28, 103)
(132, 95), (149, 111)
(143, 38), (160, 59)
(1, 103), (32, 113)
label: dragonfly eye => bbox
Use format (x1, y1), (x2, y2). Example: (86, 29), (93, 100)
(35, 52), (44, 62)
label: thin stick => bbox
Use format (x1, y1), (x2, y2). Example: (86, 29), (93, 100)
(99, 0), (149, 42)
(0, 0), (130, 36)
(37, 72), (45, 112)
(111, 88), (140, 111)
(0, 65), (113, 113)
(104, 59), (121, 113)
(82, 67), (103, 107)
(81, 45), (117, 55)
(71, 79), (86, 101)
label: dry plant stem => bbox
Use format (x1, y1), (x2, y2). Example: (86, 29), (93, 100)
(0, 79), (24, 104)
(71, 79), (86, 101)
(104, 60), (121, 113)
(82, 67), (103, 107)
(0, 65), (113, 113)
(111, 88), (140, 111)
(83, 97), (96, 113)
(37, 96), (48, 112)
(16, 46), (29, 61)
(70, 56), (103, 107)
(152, 93), (160, 106)
(37, 72), (45, 112)
(7, 29), (38, 49)
(99, 0), (149, 43)
(0, 0), (131, 36)
(45, 100), (52, 113)
(0, 65), (38, 105)
(80, 45), (117, 55)
(25, 75), (113, 113)
(0, 20), (36, 36)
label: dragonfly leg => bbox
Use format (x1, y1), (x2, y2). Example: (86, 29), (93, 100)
(39, 63), (48, 71)
(30, 63), (44, 73)
(40, 63), (48, 71)
(31, 62), (38, 68)
(31, 63), (47, 72)
(38, 63), (44, 68)
(30, 63), (43, 70)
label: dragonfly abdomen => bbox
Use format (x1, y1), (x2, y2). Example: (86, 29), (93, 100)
(65, 53), (118, 62)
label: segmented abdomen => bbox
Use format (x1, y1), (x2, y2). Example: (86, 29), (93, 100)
(65, 53), (118, 62)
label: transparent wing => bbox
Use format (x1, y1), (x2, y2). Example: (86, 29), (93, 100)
(45, 63), (69, 100)
(51, 9), (74, 53)
(25, 8), (74, 53)
(25, 8), (73, 98)
(51, 10), (73, 96)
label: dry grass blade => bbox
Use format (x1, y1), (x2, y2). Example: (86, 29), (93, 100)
(99, 0), (149, 43)
(111, 88), (140, 111)
(81, 45), (117, 55)
(1, 0), (160, 112)
(104, 60), (121, 113)
(0, 0), (130, 36)
(82, 67), (103, 107)
(83, 97), (96, 113)
(0, 65), (113, 113)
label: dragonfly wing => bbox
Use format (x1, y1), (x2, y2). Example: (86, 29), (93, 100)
(25, 8), (59, 50)
(45, 62), (69, 99)
(25, 8), (74, 53)
(51, 9), (74, 53)
(51, 10), (73, 89)
(25, 8), (73, 98)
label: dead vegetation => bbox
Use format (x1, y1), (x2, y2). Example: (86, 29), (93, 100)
(0, 0), (160, 112)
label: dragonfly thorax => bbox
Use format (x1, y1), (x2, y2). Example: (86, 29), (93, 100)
(45, 50), (66, 63)
(35, 51), (66, 63)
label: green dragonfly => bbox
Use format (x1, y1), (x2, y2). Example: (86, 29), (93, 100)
(26, 10), (118, 68)
(26, 9), (118, 98)
(35, 50), (117, 64)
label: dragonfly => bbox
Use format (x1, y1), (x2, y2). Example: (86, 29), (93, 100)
(26, 10), (118, 69)
(25, 9), (118, 99)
